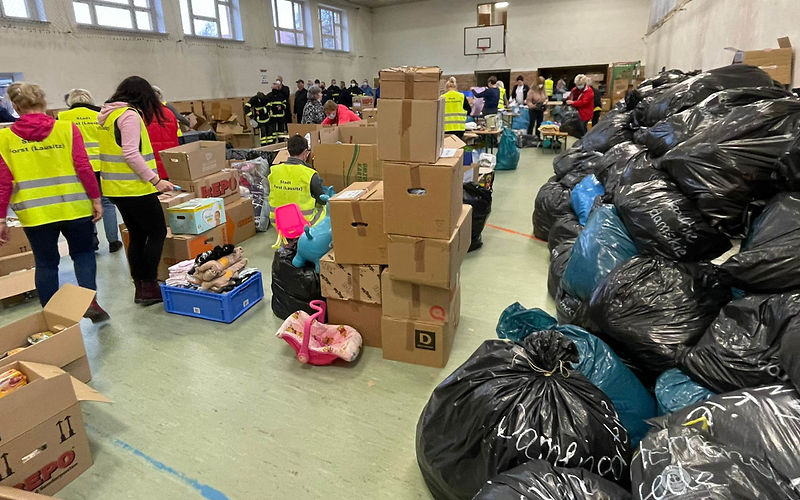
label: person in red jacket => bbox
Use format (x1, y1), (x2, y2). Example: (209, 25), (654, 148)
(147, 86), (180, 180)
(321, 101), (361, 125)
(566, 74), (595, 132)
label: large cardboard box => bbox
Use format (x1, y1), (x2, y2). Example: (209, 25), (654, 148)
(0, 285), (95, 383)
(214, 116), (244, 135)
(122, 225), (227, 281)
(387, 205), (472, 289)
(178, 169), (240, 201)
(203, 99), (245, 122)
(217, 132), (258, 149)
(381, 286), (461, 368)
(337, 123), (377, 145)
(223, 197), (256, 245)
(0, 252), (34, 276)
(352, 95), (375, 111)
(170, 100), (202, 115)
(320, 251), (382, 304)
(329, 181), (388, 264)
(383, 135), (465, 239)
(326, 299), (383, 348)
(0, 361), (110, 496)
(312, 143), (381, 192)
(167, 198), (226, 235)
(288, 123), (325, 138)
(381, 269), (458, 323)
(159, 141), (226, 181)
(379, 66), (443, 100)
(0, 224), (30, 258)
(158, 192), (196, 225)
(742, 47), (793, 85)
(378, 98), (444, 163)
(362, 108), (378, 123)
(0, 269), (36, 301)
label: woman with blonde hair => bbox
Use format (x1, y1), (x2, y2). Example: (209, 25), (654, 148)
(566, 74), (595, 132)
(442, 77), (471, 138)
(525, 76), (548, 138)
(0, 82), (108, 320)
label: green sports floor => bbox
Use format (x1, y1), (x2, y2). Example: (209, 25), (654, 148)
(1, 146), (557, 499)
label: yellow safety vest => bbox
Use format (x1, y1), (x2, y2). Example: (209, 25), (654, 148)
(442, 91), (467, 133)
(0, 121), (92, 227)
(268, 162), (326, 226)
(498, 89), (507, 111)
(98, 107), (157, 197)
(545, 79), (554, 97)
(58, 107), (101, 172)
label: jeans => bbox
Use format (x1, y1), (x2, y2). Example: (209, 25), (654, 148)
(24, 217), (97, 306)
(528, 108), (544, 137)
(109, 193), (167, 281)
(93, 172), (120, 245)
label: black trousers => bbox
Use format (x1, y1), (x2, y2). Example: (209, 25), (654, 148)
(528, 108), (544, 136)
(109, 193), (167, 281)
(592, 110), (601, 126)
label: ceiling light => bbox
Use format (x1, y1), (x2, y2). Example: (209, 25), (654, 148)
(495, 2), (509, 8)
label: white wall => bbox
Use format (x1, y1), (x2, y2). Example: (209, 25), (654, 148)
(0, 0), (378, 103)
(370, 0), (651, 76)
(645, 0), (800, 84)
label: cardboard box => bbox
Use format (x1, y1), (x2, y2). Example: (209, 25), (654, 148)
(170, 100), (202, 115)
(381, 269), (459, 322)
(378, 98), (444, 163)
(329, 181), (388, 264)
(379, 66), (443, 100)
(383, 135), (465, 239)
(217, 131), (258, 150)
(320, 251), (382, 304)
(337, 123), (378, 145)
(288, 123), (325, 138)
(0, 486), (58, 499)
(167, 198), (226, 235)
(313, 144), (381, 192)
(0, 361), (110, 496)
(214, 116), (244, 135)
(463, 162), (478, 183)
(185, 113), (212, 132)
(179, 169), (240, 201)
(362, 108), (378, 123)
(0, 285), (95, 383)
(204, 99), (245, 122)
(742, 47), (793, 85)
(387, 205), (472, 289)
(352, 95), (375, 111)
(381, 286), (461, 367)
(159, 141), (226, 181)
(601, 97), (611, 112)
(326, 299), (383, 348)
(0, 269), (36, 301)
(223, 197), (256, 245)
(122, 225), (227, 281)
(0, 252), (34, 276)
(158, 192), (196, 224)
(0, 223), (30, 258)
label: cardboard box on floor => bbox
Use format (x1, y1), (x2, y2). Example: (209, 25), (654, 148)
(326, 299), (383, 348)
(329, 181), (388, 265)
(159, 141), (227, 181)
(223, 197), (256, 245)
(0, 361), (110, 496)
(0, 486), (57, 499)
(158, 192), (196, 225)
(178, 169), (240, 201)
(170, 100), (202, 115)
(0, 269), (36, 301)
(379, 66), (443, 100)
(167, 198), (226, 235)
(312, 143), (380, 192)
(203, 99), (246, 123)
(381, 285), (461, 368)
(383, 135), (465, 239)
(378, 98), (444, 163)
(387, 205), (472, 289)
(382, 269), (458, 323)
(0, 284), (95, 383)
(214, 116), (244, 136)
(0, 252), (34, 276)
(737, 37), (794, 85)
(217, 132), (259, 149)
(320, 251), (382, 304)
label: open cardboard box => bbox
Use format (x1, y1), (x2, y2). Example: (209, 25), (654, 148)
(0, 285), (95, 383)
(733, 37), (794, 85)
(159, 141), (226, 181)
(0, 361), (110, 496)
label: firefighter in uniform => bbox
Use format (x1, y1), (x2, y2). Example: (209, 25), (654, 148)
(442, 77), (471, 138)
(245, 91), (271, 146)
(268, 135), (327, 226)
(265, 81), (288, 145)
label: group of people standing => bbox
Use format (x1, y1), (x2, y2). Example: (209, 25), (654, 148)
(0, 76), (184, 322)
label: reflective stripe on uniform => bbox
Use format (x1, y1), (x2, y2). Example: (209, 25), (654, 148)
(84, 142), (100, 148)
(12, 192), (89, 211)
(269, 207), (316, 216)
(87, 154), (100, 161)
(99, 152), (155, 162)
(15, 175), (81, 190)
(101, 171), (155, 181)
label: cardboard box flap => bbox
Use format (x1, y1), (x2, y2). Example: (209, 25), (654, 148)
(0, 485), (57, 499)
(443, 134), (466, 150)
(15, 362), (110, 403)
(42, 284), (95, 325)
(380, 66), (442, 82)
(778, 36), (791, 49)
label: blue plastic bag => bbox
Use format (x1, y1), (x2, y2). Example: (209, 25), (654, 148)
(511, 109), (530, 131)
(497, 302), (656, 447)
(495, 128), (520, 170)
(571, 174), (605, 225)
(655, 368), (716, 415)
(562, 205), (638, 300)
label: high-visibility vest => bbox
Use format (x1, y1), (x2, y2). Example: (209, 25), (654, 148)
(98, 107), (157, 197)
(58, 107), (101, 172)
(498, 88), (507, 111)
(442, 91), (467, 132)
(545, 79), (554, 97)
(268, 162), (326, 226)
(0, 121), (92, 227)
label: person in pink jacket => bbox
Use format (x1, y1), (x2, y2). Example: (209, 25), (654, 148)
(321, 101), (361, 125)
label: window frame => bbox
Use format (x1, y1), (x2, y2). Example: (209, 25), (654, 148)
(272, 0), (311, 48)
(179, 0), (243, 41)
(318, 4), (348, 53)
(0, 0), (46, 21)
(71, 0), (164, 33)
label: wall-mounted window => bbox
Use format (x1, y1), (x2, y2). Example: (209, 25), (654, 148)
(1, 0), (46, 21)
(72, 0), (163, 32)
(477, 2), (507, 27)
(319, 5), (348, 52)
(272, 0), (311, 48)
(179, 0), (243, 40)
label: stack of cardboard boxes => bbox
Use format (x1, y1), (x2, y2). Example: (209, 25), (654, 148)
(0, 220), (35, 301)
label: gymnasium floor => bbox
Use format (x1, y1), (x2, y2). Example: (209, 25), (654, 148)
(1, 146), (555, 499)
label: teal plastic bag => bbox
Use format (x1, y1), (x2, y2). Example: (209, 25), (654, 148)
(497, 303), (656, 447)
(655, 368), (716, 415)
(571, 174), (605, 225)
(495, 128), (520, 170)
(512, 109), (530, 131)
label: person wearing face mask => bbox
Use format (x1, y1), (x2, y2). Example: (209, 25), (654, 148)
(302, 86), (325, 124)
(268, 135), (327, 226)
(525, 76), (548, 138)
(326, 79), (341, 104)
(566, 74), (595, 133)
(338, 80), (359, 108)
(322, 100), (361, 125)
(360, 79), (374, 97)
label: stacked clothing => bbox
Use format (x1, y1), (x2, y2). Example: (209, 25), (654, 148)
(166, 245), (259, 293)
(166, 259), (196, 287)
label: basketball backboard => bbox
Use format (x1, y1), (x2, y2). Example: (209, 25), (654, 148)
(464, 25), (505, 56)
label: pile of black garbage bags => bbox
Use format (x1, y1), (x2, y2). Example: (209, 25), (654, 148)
(416, 65), (800, 499)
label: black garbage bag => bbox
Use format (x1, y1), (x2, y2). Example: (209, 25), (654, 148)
(554, 286), (598, 333)
(553, 149), (603, 186)
(639, 64), (779, 126)
(615, 179), (731, 261)
(548, 243), (573, 299)
(580, 111), (633, 153)
(532, 178), (572, 240)
(779, 331), (800, 391)
(631, 384), (800, 500)
(639, 69), (696, 89)
(592, 142), (643, 194)
(547, 212), (582, 252)
(271, 245), (322, 319)
(560, 106), (586, 138)
(720, 192), (800, 292)
(680, 292), (800, 393)
(618, 148), (669, 188)
(463, 182), (492, 251)
(589, 256), (731, 375)
(416, 331), (632, 500)
(474, 460), (631, 500)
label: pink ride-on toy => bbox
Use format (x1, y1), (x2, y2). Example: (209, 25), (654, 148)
(272, 203), (310, 249)
(276, 300), (362, 365)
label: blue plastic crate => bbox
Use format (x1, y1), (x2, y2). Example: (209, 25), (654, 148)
(161, 271), (264, 323)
